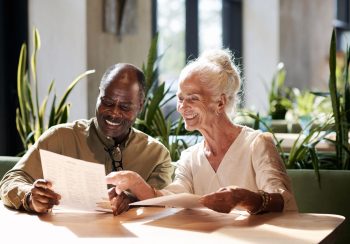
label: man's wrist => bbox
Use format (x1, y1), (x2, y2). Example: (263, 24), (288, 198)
(22, 192), (35, 212)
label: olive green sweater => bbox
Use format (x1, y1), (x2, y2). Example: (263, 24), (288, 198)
(0, 118), (173, 210)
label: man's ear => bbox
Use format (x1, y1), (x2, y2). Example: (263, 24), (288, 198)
(138, 98), (145, 113)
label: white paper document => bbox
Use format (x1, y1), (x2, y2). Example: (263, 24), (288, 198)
(40, 149), (111, 212)
(129, 193), (204, 209)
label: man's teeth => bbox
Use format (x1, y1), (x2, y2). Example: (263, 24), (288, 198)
(106, 119), (121, 126)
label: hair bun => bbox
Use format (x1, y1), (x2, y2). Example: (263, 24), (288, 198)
(199, 49), (236, 75)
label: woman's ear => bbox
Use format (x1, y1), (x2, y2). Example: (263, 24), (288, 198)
(217, 93), (227, 114)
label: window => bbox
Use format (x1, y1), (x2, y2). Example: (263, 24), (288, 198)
(198, 0), (222, 53)
(153, 0), (243, 117)
(335, 0), (350, 51)
(156, 0), (186, 87)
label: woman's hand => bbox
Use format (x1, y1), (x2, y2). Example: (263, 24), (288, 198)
(200, 187), (262, 214)
(106, 170), (141, 194)
(106, 171), (156, 200)
(29, 179), (61, 213)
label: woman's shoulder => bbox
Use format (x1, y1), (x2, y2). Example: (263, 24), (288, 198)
(239, 126), (260, 140)
(239, 126), (274, 147)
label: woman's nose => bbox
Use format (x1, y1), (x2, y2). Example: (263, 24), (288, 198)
(177, 100), (188, 112)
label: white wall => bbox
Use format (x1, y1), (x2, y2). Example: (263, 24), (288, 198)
(28, 0), (152, 120)
(243, 0), (279, 115)
(86, 0), (152, 117)
(280, 0), (333, 90)
(28, 0), (88, 121)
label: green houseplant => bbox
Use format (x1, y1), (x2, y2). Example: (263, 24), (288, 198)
(267, 62), (292, 119)
(327, 29), (350, 170)
(134, 34), (190, 161)
(279, 30), (350, 243)
(16, 28), (95, 154)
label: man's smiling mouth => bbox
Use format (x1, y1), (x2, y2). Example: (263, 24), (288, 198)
(105, 119), (122, 126)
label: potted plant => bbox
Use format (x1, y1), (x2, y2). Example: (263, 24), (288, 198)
(267, 62), (292, 120)
(240, 30), (350, 243)
(133, 34), (192, 161)
(287, 29), (350, 243)
(16, 28), (94, 154)
(1, 27), (95, 179)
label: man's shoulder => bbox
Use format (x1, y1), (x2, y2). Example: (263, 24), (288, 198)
(42, 118), (93, 137)
(49, 118), (92, 130)
(131, 127), (167, 148)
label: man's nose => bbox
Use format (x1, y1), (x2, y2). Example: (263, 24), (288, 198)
(111, 103), (122, 116)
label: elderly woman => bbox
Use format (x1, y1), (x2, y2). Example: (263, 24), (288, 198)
(106, 49), (297, 214)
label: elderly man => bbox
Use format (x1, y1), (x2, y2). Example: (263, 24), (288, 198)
(0, 63), (173, 215)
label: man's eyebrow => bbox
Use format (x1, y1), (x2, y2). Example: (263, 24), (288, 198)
(119, 101), (133, 104)
(101, 96), (133, 102)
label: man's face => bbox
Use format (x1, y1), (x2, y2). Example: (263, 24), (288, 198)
(96, 70), (143, 140)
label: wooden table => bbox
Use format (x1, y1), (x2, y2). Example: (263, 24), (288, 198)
(0, 203), (344, 243)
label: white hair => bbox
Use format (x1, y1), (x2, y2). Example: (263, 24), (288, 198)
(179, 49), (241, 116)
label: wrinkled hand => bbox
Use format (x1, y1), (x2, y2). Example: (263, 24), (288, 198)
(200, 187), (237, 213)
(29, 179), (61, 213)
(200, 186), (261, 214)
(106, 170), (140, 194)
(108, 187), (130, 215)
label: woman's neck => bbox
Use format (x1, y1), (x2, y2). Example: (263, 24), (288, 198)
(201, 119), (241, 157)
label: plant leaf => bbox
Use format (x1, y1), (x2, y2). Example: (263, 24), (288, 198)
(56, 70), (95, 114)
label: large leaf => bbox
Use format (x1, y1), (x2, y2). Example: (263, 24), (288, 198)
(57, 104), (70, 124)
(143, 33), (159, 94)
(328, 29), (343, 168)
(145, 83), (166, 126)
(55, 70), (95, 114)
(17, 44), (28, 130)
(15, 28), (95, 153)
(15, 109), (26, 146)
(31, 27), (41, 122)
(48, 94), (57, 128)
(344, 45), (350, 123)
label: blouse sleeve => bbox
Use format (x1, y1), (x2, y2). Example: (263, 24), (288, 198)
(251, 132), (298, 211)
(161, 149), (194, 195)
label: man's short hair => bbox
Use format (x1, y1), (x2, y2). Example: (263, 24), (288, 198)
(99, 63), (146, 101)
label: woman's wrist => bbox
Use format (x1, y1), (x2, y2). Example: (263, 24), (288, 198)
(247, 191), (284, 215)
(246, 190), (271, 215)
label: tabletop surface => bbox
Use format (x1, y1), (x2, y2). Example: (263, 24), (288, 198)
(0, 202), (345, 243)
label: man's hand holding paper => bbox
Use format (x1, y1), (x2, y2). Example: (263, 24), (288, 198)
(40, 149), (111, 212)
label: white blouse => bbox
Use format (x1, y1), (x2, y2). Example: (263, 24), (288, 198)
(163, 126), (298, 211)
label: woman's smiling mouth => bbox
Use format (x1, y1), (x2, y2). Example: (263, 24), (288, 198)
(184, 113), (198, 120)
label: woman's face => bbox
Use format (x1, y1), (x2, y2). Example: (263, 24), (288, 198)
(176, 74), (218, 132)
